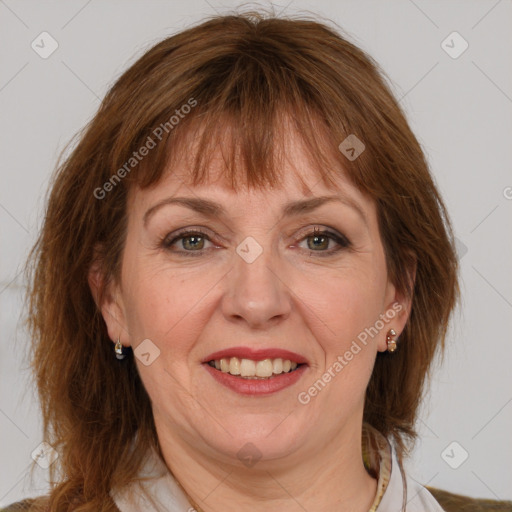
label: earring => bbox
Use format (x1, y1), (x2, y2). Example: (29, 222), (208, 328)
(115, 338), (129, 360)
(386, 329), (398, 353)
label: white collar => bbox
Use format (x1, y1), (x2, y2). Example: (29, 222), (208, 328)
(377, 448), (445, 512)
(110, 447), (192, 512)
(111, 444), (445, 512)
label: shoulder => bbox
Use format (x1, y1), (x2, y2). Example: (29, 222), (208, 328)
(1, 500), (37, 511)
(1, 497), (121, 512)
(1, 497), (50, 512)
(427, 487), (512, 512)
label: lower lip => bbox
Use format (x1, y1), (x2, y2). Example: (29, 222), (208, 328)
(203, 363), (307, 395)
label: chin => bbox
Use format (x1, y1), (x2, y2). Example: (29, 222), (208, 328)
(199, 413), (306, 464)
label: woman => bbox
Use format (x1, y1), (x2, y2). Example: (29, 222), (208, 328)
(5, 9), (507, 512)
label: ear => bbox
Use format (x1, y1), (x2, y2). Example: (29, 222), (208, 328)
(88, 252), (130, 348)
(377, 257), (417, 353)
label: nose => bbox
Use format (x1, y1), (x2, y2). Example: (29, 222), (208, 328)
(221, 242), (292, 330)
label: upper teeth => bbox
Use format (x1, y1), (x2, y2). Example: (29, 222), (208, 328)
(209, 357), (299, 378)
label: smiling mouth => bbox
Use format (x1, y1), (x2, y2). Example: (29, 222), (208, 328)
(207, 357), (303, 379)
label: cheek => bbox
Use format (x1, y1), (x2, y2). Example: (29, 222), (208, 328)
(121, 260), (220, 354)
(302, 264), (387, 349)
(297, 264), (387, 400)
(120, 265), (220, 418)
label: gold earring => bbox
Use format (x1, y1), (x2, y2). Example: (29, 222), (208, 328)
(115, 338), (126, 360)
(386, 329), (398, 353)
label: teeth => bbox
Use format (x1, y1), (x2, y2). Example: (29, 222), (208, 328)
(229, 357), (241, 375)
(208, 357), (301, 378)
(240, 358), (256, 377)
(256, 359), (273, 377)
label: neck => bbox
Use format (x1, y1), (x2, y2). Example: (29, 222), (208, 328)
(155, 419), (378, 512)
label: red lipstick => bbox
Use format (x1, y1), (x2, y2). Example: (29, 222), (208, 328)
(203, 363), (307, 396)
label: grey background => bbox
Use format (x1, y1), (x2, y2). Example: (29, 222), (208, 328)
(1, 0), (511, 506)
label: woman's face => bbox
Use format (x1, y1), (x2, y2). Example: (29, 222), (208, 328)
(97, 131), (409, 467)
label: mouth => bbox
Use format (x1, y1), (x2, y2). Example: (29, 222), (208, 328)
(201, 347), (308, 395)
(206, 357), (304, 379)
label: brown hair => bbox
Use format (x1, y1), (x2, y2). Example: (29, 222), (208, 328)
(25, 10), (459, 511)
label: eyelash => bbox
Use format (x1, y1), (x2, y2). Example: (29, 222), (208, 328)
(160, 226), (351, 258)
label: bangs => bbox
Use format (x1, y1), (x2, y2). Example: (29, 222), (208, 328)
(133, 104), (349, 194)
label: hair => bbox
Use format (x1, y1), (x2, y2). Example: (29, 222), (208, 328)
(25, 9), (459, 512)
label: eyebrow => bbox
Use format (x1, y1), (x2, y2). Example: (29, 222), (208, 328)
(143, 194), (367, 226)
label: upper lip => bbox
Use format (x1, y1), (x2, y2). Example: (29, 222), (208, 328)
(202, 346), (309, 365)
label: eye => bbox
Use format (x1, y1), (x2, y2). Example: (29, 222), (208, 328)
(296, 227), (350, 256)
(161, 229), (214, 255)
